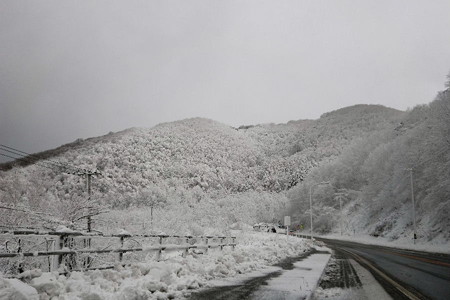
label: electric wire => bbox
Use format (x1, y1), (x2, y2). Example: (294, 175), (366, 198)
(0, 144), (94, 175)
(0, 153), (57, 171)
(0, 147), (65, 171)
(411, 145), (449, 170)
(1, 146), (115, 191)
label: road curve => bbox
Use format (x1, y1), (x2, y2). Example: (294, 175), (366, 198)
(318, 238), (450, 300)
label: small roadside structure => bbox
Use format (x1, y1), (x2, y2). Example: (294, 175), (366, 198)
(253, 223), (286, 234)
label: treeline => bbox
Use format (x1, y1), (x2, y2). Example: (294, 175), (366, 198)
(0, 102), (404, 232)
(288, 85), (450, 242)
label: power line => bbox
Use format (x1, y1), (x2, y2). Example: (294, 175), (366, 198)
(1, 145), (112, 234)
(0, 147), (64, 171)
(1, 144), (71, 167)
(411, 145), (449, 170)
(1, 145), (121, 206)
(2, 144), (148, 181)
(0, 144), (98, 175)
(1, 150), (114, 190)
(0, 153), (57, 172)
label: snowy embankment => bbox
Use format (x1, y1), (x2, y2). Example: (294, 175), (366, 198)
(0, 231), (312, 300)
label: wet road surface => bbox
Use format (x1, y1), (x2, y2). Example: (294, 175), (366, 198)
(319, 238), (450, 300)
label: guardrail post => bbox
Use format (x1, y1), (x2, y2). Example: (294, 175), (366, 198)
(232, 237), (236, 251)
(205, 237), (208, 254)
(220, 237), (224, 251)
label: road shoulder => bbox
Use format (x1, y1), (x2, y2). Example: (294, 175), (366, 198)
(189, 246), (331, 300)
(312, 250), (392, 300)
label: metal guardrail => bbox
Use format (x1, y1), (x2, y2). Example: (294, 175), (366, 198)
(290, 233), (313, 239)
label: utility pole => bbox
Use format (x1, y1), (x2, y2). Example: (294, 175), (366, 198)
(309, 181), (330, 240)
(406, 168), (417, 244)
(335, 192), (345, 236)
(86, 173), (92, 232)
(339, 195), (342, 236)
(76, 169), (101, 232)
(150, 205), (153, 230)
(83, 170), (100, 268)
(309, 186), (313, 239)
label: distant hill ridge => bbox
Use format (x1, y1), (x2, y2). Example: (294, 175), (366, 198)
(0, 104), (403, 207)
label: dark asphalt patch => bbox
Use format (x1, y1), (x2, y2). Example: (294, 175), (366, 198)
(317, 249), (362, 290)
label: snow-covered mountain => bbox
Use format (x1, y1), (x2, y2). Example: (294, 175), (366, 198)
(4, 98), (448, 245)
(1, 104), (402, 203)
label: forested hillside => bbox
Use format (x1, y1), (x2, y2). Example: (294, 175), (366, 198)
(4, 96), (447, 243)
(289, 88), (450, 243)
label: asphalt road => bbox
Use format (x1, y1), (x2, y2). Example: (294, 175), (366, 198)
(318, 238), (450, 300)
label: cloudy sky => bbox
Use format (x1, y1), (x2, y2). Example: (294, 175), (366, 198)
(1, 0), (450, 161)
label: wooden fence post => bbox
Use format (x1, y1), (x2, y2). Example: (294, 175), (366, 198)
(58, 234), (77, 271)
(119, 236), (125, 262)
(17, 239), (23, 274)
(49, 239), (57, 272)
(183, 237), (189, 258)
(83, 236), (91, 269)
(58, 234), (67, 270)
(156, 236), (163, 261)
(0, 232), (238, 273)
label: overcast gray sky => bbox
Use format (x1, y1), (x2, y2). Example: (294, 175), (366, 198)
(1, 0), (450, 161)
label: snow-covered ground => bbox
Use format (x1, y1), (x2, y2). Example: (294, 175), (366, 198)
(0, 231), (322, 300)
(250, 250), (331, 299)
(319, 233), (450, 254)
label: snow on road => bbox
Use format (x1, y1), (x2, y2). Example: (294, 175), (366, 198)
(0, 231), (319, 300)
(312, 256), (392, 300)
(250, 249), (331, 300)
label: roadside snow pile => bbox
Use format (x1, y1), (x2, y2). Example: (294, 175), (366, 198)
(0, 277), (39, 300)
(55, 225), (79, 234)
(0, 231), (310, 300)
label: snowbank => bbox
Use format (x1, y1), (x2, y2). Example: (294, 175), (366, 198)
(0, 277), (39, 300)
(1, 231), (310, 299)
